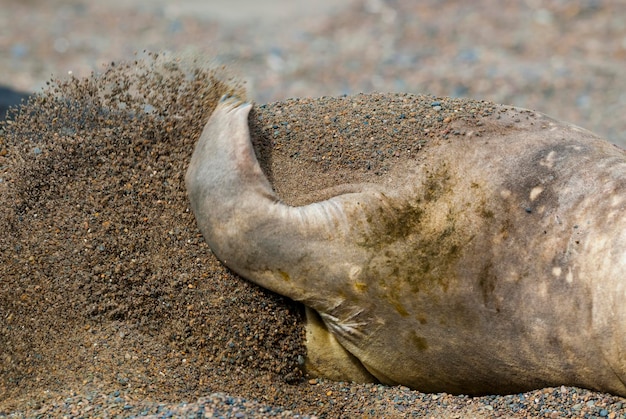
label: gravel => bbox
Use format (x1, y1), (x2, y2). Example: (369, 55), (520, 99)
(2, 1), (626, 418)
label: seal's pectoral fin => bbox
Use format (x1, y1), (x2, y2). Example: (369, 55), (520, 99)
(304, 307), (378, 383)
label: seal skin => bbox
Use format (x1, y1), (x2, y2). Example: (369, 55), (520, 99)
(186, 95), (626, 396)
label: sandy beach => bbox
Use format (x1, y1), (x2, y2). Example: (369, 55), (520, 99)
(2, 1), (626, 417)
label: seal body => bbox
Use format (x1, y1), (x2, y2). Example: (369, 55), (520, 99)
(186, 95), (626, 396)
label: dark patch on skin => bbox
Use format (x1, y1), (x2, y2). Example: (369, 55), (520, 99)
(409, 211), (467, 295)
(478, 262), (499, 311)
(359, 163), (469, 302)
(375, 199), (425, 243)
(481, 209), (495, 218)
(363, 207), (468, 320)
(410, 332), (429, 352)
(353, 282), (368, 292)
(423, 166), (451, 202)
(479, 199), (495, 219)
(393, 300), (410, 317)
(498, 216), (512, 241)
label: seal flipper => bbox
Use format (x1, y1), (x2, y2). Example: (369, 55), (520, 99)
(304, 307), (377, 383)
(186, 95), (380, 304)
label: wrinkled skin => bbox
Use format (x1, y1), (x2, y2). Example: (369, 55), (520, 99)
(186, 95), (626, 396)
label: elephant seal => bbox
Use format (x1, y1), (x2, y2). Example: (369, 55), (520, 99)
(186, 94), (626, 396)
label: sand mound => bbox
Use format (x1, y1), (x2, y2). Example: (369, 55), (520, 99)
(0, 54), (304, 412)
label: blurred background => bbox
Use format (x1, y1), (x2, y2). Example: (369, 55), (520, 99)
(2, 0), (625, 145)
